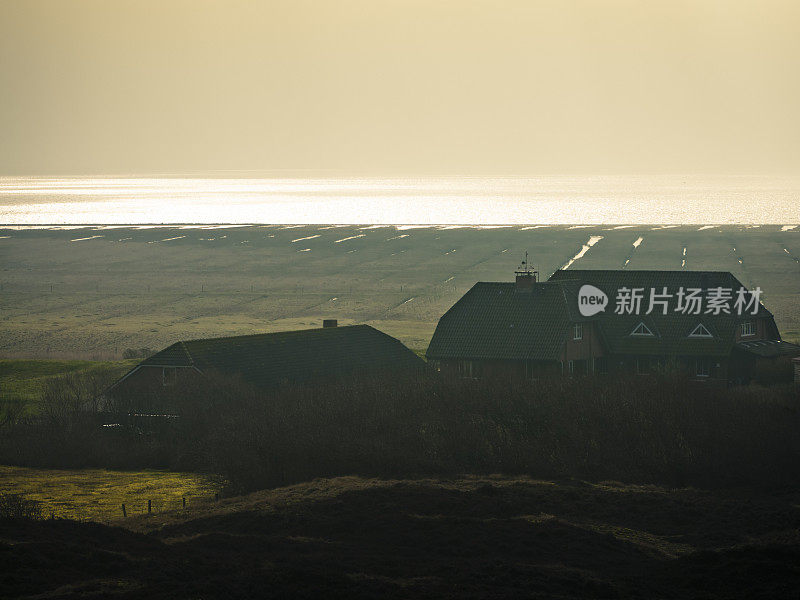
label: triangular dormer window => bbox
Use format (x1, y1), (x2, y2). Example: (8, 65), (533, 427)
(630, 322), (654, 337)
(689, 323), (713, 338)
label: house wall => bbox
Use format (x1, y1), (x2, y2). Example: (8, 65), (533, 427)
(436, 359), (559, 381)
(107, 365), (202, 413)
(561, 322), (607, 374)
(438, 353), (735, 381)
(606, 354), (730, 381)
(562, 322), (604, 362)
(731, 354), (798, 385)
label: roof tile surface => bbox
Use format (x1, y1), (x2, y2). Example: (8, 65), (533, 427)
(427, 270), (781, 361)
(140, 325), (423, 388)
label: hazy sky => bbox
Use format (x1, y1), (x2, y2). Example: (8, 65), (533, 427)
(1, 0), (799, 176)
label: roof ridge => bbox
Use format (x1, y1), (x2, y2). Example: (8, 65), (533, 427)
(475, 280), (561, 286)
(180, 324), (370, 345)
(180, 341), (195, 366)
(553, 268), (736, 273)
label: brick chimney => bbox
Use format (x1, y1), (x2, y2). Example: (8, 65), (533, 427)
(515, 272), (536, 289)
(514, 251), (538, 290)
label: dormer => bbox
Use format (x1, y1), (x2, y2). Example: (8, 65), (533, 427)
(688, 323), (713, 338)
(630, 322), (654, 337)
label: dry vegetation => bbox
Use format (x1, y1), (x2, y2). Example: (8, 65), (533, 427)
(1, 225), (798, 360)
(3, 370), (799, 492)
(2, 475), (800, 599)
(0, 367), (798, 599)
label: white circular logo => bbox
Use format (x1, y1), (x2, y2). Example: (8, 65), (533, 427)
(578, 284), (608, 317)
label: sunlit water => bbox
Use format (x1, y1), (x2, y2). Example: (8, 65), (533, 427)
(0, 175), (798, 225)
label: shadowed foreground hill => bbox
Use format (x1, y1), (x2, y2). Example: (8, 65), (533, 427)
(3, 476), (800, 599)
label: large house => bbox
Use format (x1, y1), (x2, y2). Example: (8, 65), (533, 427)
(107, 323), (424, 411)
(426, 268), (800, 383)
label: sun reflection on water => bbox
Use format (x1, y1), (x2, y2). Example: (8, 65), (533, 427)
(0, 175), (798, 225)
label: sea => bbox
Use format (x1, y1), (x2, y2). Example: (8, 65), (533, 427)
(0, 175), (798, 225)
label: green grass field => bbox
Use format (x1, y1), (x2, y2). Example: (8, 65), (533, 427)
(0, 465), (220, 521)
(0, 360), (218, 522)
(1, 225), (798, 360)
(0, 358), (136, 412)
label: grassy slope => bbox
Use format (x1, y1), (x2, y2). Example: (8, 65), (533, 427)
(122, 474), (799, 557)
(2, 475), (799, 599)
(0, 359), (137, 412)
(0, 225), (797, 357)
(0, 465), (220, 521)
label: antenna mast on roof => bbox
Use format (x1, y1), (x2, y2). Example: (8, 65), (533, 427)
(514, 251), (538, 284)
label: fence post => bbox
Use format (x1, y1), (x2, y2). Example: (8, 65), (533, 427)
(121, 503), (127, 518)
(147, 499), (151, 513)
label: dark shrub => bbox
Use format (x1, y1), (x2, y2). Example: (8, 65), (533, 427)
(122, 348), (153, 359)
(0, 493), (43, 520)
(2, 369), (799, 493)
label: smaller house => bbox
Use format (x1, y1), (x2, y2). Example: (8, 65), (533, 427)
(731, 340), (800, 385)
(106, 323), (424, 412)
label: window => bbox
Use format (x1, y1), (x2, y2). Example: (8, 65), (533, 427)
(740, 321), (755, 337)
(567, 360), (574, 374)
(573, 323), (583, 340)
(689, 323), (713, 338)
(458, 360), (474, 378)
(636, 357), (649, 374)
(525, 361), (535, 380)
(630, 322), (654, 336)
(594, 357), (608, 374)
(695, 358), (710, 377)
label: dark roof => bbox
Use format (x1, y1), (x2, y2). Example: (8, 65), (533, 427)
(139, 341), (194, 367)
(134, 325), (424, 388)
(548, 269), (758, 295)
(427, 270), (781, 361)
(735, 340), (800, 358)
(426, 282), (570, 361)
(548, 270), (777, 357)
